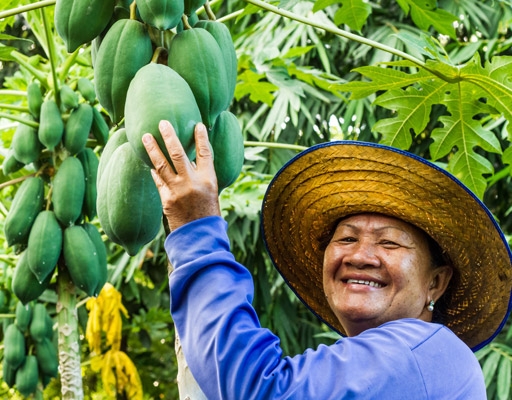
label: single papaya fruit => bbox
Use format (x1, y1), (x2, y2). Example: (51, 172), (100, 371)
(97, 142), (162, 256)
(15, 301), (33, 333)
(27, 210), (62, 282)
(60, 84), (79, 110)
(54, 0), (116, 53)
(77, 148), (99, 220)
(4, 176), (45, 247)
(29, 303), (50, 343)
(27, 82), (43, 119)
(77, 77), (96, 103)
(12, 251), (53, 305)
(3, 323), (26, 369)
(2, 358), (16, 388)
(94, 19), (153, 124)
(83, 222), (108, 295)
(137, 0), (183, 30)
(2, 149), (25, 175)
(12, 121), (42, 165)
(15, 355), (39, 398)
(125, 62), (202, 168)
(38, 99), (64, 151)
(52, 156), (85, 226)
(63, 225), (101, 296)
(194, 20), (237, 102)
(35, 337), (59, 378)
(168, 28), (229, 128)
(64, 103), (93, 155)
(97, 128), (128, 180)
(210, 111), (245, 191)
(91, 107), (110, 146)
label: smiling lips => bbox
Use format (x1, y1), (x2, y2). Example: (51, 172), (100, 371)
(346, 279), (384, 288)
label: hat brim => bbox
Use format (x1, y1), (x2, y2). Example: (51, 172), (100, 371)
(261, 141), (512, 351)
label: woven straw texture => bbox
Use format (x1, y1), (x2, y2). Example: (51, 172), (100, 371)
(262, 141), (512, 350)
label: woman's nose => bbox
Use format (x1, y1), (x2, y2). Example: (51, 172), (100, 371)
(344, 241), (380, 268)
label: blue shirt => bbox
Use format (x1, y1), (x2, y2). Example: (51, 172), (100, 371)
(167, 216), (486, 400)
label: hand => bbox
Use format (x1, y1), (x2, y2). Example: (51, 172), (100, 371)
(142, 120), (221, 231)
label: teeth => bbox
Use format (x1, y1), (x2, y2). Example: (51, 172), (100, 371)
(347, 279), (383, 288)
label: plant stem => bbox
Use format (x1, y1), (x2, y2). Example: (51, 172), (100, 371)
(244, 140), (307, 152)
(0, 112), (39, 128)
(0, 90), (26, 97)
(217, 9), (244, 23)
(242, 0), (428, 71)
(41, 7), (60, 104)
(0, 104), (29, 113)
(10, 51), (49, 88)
(56, 264), (84, 400)
(0, 0), (55, 20)
(0, 174), (36, 191)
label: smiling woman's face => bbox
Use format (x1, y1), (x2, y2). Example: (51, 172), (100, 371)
(322, 213), (452, 336)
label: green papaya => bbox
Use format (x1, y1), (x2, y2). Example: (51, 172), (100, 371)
(15, 301), (33, 332)
(64, 103), (93, 155)
(12, 121), (42, 164)
(184, 0), (205, 15)
(77, 77), (96, 103)
(97, 142), (163, 256)
(194, 20), (237, 102)
(60, 83), (79, 110)
(97, 128), (128, 179)
(2, 149), (25, 175)
(29, 303), (50, 343)
(38, 99), (65, 151)
(77, 148), (99, 220)
(3, 323), (26, 369)
(2, 358), (16, 388)
(35, 337), (59, 378)
(12, 250), (53, 305)
(63, 225), (101, 296)
(168, 28), (229, 128)
(83, 223), (108, 295)
(27, 211), (62, 282)
(54, 0), (116, 53)
(94, 19), (153, 124)
(52, 156), (85, 226)
(137, 0), (183, 30)
(91, 107), (110, 146)
(15, 355), (39, 397)
(4, 176), (45, 247)
(210, 111), (245, 191)
(125, 62), (202, 167)
(27, 82), (43, 119)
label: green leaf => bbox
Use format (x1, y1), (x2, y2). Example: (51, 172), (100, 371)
(281, 45), (315, 59)
(497, 356), (512, 400)
(482, 351), (501, 388)
(334, 0), (371, 32)
(372, 78), (448, 149)
(235, 69), (279, 107)
(396, 0), (458, 39)
(312, 0), (340, 13)
(0, 45), (16, 61)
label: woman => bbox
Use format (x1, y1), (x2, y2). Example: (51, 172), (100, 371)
(142, 120), (512, 399)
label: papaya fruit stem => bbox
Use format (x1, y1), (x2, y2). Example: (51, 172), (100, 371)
(151, 47), (168, 64)
(0, 0), (55, 20)
(0, 174), (36, 191)
(204, 1), (216, 21)
(130, 1), (138, 20)
(181, 14), (192, 30)
(40, 7), (60, 106)
(0, 112), (39, 128)
(59, 50), (80, 83)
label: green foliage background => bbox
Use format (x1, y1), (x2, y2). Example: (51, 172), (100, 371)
(0, 0), (512, 398)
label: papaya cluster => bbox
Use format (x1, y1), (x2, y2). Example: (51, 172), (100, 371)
(2, 78), (109, 301)
(3, 302), (58, 397)
(54, 0), (245, 255)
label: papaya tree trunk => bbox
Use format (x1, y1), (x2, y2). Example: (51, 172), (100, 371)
(56, 263), (84, 400)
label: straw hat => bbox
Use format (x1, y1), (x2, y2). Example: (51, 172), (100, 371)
(261, 141), (512, 351)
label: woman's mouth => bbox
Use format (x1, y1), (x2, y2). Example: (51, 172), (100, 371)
(345, 279), (384, 288)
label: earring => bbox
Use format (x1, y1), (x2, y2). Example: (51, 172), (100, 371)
(427, 300), (435, 312)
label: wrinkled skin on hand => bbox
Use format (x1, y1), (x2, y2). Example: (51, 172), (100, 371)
(142, 120), (221, 231)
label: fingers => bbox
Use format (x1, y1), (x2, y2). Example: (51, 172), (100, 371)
(193, 123), (214, 169)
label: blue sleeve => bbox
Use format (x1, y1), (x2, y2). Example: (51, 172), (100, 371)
(166, 216), (486, 400)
